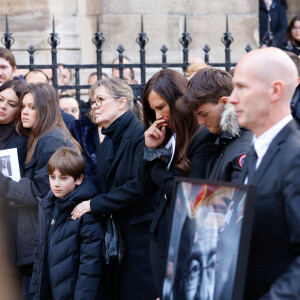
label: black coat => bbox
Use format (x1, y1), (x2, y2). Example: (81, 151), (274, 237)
(259, 0), (287, 46)
(206, 128), (253, 182)
(30, 180), (103, 300)
(69, 115), (99, 178)
(240, 120), (300, 299)
(138, 127), (213, 242)
(291, 84), (300, 126)
(0, 126), (75, 267)
(90, 111), (157, 300)
(0, 127), (27, 271)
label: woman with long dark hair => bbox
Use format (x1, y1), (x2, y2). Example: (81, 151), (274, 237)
(0, 83), (79, 299)
(283, 15), (300, 56)
(0, 79), (27, 297)
(137, 69), (213, 297)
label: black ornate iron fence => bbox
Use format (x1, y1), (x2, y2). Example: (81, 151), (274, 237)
(2, 14), (254, 101)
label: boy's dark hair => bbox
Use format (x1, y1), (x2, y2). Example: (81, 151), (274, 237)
(47, 147), (86, 180)
(0, 47), (16, 68)
(185, 68), (233, 111)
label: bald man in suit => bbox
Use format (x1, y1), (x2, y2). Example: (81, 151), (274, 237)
(229, 47), (300, 299)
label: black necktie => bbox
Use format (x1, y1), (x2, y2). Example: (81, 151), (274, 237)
(247, 145), (258, 184)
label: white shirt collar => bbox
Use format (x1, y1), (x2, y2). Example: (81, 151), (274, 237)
(253, 115), (293, 169)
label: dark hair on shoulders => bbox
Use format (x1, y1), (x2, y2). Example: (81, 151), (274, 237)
(47, 147), (86, 180)
(283, 15), (300, 47)
(142, 69), (196, 175)
(15, 83), (81, 164)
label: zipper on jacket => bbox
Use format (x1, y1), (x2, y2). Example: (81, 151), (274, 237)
(48, 200), (60, 299)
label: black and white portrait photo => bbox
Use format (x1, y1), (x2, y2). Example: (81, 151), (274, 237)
(0, 155), (12, 177)
(0, 148), (21, 181)
(162, 178), (256, 300)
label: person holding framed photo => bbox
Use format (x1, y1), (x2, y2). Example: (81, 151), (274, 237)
(0, 79), (28, 297)
(0, 83), (80, 300)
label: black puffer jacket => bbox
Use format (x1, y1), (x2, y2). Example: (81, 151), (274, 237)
(0, 126), (75, 266)
(30, 180), (103, 300)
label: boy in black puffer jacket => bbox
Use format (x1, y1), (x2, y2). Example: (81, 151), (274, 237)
(30, 147), (103, 300)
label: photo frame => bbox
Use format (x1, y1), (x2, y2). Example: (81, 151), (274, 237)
(0, 148), (21, 182)
(162, 178), (257, 300)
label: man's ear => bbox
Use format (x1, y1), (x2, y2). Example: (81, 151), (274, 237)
(75, 174), (84, 186)
(218, 96), (228, 106)
(270, 80), (284, 102)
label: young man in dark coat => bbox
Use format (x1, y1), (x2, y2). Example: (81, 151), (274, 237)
(30, 147), (103, 300)
(230, 47), (300, 299)
(184, 68), (252, 182)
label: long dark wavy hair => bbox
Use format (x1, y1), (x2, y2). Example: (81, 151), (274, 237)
(0, 80), (27, 148)
(15, 83), (80, 164)
(142, 69), (197, 175)
(283, 15), (300, 47)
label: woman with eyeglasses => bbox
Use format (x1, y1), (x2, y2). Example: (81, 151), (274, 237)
(283, 15), (300, 56)
(71, 78), (157, 300)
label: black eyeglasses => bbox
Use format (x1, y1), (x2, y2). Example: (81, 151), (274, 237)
(90, 95), (120, 108)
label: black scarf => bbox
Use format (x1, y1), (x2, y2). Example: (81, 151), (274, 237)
(0, 123), (16, 149)
(100, 111), (135, 192)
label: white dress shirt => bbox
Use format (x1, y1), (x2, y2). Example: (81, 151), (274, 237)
(253, 114), (293, 170)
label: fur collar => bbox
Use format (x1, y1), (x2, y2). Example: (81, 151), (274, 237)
(220, 103), (240, 137)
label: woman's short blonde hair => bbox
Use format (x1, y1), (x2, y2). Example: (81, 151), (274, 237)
(89, 78), (134, 110)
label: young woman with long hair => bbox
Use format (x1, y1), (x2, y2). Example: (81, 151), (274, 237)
(0, 79), (28, 298)
(283, 15), (300, 56)
(137, 69), (213, 297)
(0, 83), (79, 299)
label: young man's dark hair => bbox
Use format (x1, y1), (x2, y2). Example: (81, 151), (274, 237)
(185, 68), (233, 111)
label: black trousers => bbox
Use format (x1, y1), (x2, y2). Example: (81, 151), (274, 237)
(150, 239), (168, 298)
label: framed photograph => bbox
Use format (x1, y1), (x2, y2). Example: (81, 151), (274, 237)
(162, 178), (257, 300)
(0, 148), (21, 182)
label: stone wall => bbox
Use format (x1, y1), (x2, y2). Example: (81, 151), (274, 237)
(0, 0), (298, 88)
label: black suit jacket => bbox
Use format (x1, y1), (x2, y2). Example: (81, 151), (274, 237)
(240, 120), (300, 299)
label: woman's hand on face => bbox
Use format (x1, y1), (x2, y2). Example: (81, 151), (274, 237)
(71, 200), (91, 220)
(145, 119), (167, 149)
